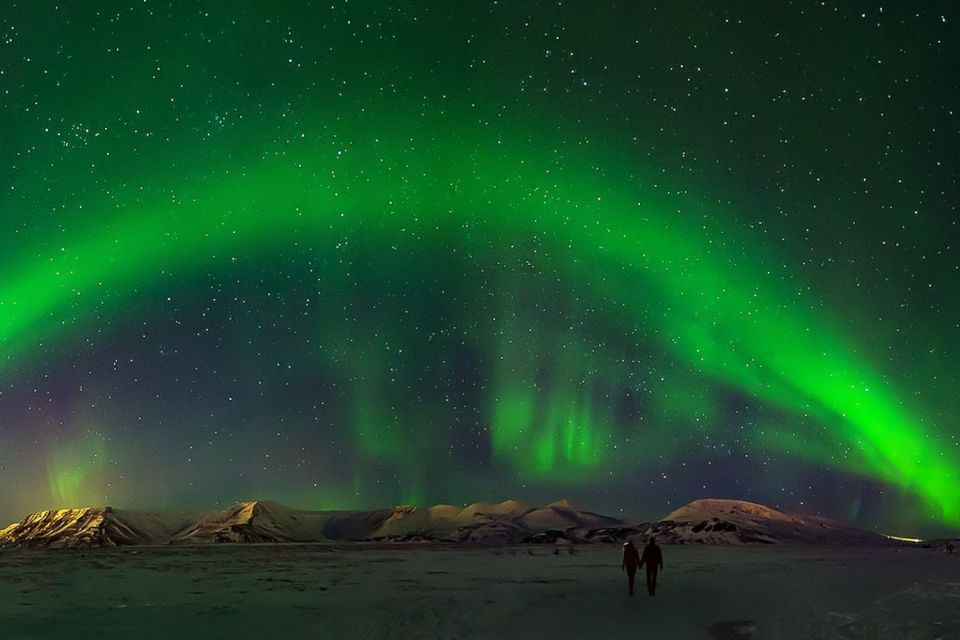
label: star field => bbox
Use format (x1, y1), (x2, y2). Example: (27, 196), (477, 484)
(0, 1), (957, 535)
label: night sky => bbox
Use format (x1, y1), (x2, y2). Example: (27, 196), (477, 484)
(1, 1), (957, 535)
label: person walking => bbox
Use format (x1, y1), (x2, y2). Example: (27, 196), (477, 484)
(621, 540), (640, 596)
(639, 536), (664, 596)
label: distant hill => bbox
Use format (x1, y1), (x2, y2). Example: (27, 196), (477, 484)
(0, 507), (188, 549)
(170, 501), (329, 544)
(644, 498), (892, 545)
(363, 499), (627, 544)
(0, 499), (628, 548)
(0, 497), (895, 548)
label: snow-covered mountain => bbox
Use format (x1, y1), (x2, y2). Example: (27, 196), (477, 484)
(366, 500), (535, 543)
(644, 498), (891, 545)
(0, 507), (188, 549)
(171, 501), (330, 544)
(0, 497), (894, 548)
(517, 499), (623, 532)
(0, 499), (628, 547)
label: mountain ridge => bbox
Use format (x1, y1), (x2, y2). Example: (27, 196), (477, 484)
(650, 498), (893, 545)
(0, 506), (190, 549)
(0, 498), (898, 549)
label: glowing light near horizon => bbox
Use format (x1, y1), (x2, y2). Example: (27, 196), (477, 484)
(884, 535), (923, 544)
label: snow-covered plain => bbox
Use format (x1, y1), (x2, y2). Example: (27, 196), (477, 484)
(1, 544), (957, 639)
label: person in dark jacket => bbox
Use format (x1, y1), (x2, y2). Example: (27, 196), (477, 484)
(639, 536), (664, 596)
(621, 540), (640, 595)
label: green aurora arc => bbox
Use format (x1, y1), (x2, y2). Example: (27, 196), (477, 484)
(1, 115), (956, 524)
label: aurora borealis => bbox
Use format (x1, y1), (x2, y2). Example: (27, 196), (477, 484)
(0, 2), (957, 534)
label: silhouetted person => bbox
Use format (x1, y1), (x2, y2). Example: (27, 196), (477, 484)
(621, 540), (640, 595)
(639, 537), (663, 596)
(947, 542), (955, 555)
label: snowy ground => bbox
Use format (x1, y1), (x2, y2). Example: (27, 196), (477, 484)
(1, 544), (958, 639)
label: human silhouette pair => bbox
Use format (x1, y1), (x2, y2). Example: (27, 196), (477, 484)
(622, 538), (663, 596)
